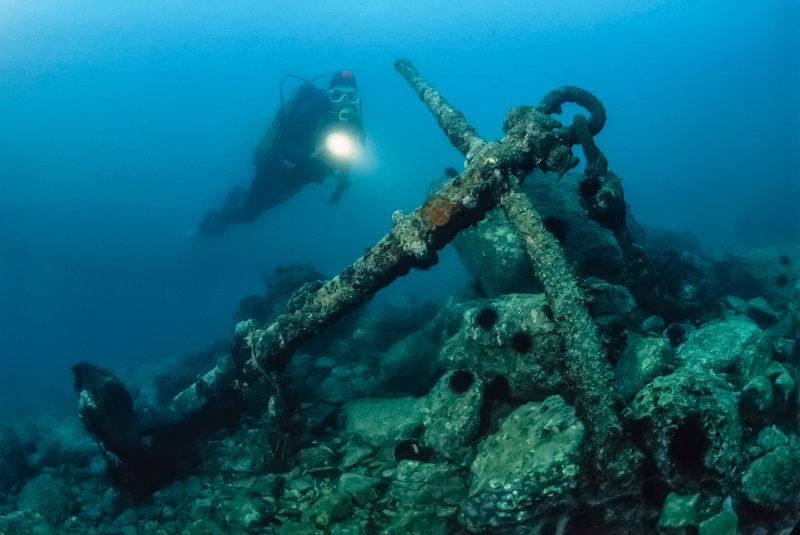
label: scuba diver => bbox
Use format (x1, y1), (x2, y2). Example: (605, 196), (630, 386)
(193, 70), (365, 237)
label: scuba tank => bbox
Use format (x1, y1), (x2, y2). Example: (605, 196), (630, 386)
(256, 72), (364, 161)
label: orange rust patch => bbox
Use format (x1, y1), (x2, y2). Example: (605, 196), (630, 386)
(420, 196), (459, 227)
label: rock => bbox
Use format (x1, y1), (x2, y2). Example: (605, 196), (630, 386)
(741, 375), (774, 414)
(329, 523), (364, 535)
(794, 382), (800, 436)
(459, 396), (584, 532)
(36, 416), (97, 469)
(765, 360), (790, 379)
(698, 510), (738, 535)
(279, 478), (319, 522)
(15, 473), (71, 525)
(628, 366), (741, 491)
(77, 489), (104, 523)
(330, 366), (353, 380)
(180, 476), (202, 500)
(297, 446), (336, 472)
(0, 424), (27, 493)
(715, 246), (800, 312)
(522, 170), (626, 280)
(773, 372), (797, 412)
(326, 372), (362, 399)
(653, 249), (721, 321)
(741, 446), (800, 510)
(303, 403), (338, 431)
(630, 222), (705, 257)
(339, 444), (373, 469)
(135, 500), (161, 520)
(116, 507), (138, 525)
(642, 315), (666, 334)
(186, 519), (230, 535)
(0, 510), (55, 535)
(674, 317), (771, 387)
(341, 397), (424, 448)
(189, 498), (213, 521)
(449, 170), (644, 299)
(301, 493), (353, 529)
(772, 338), (795, 362)
(756, 426), (788, 453)
(421, 370), (483, 464)
(792, 280), (800, 357)
(222, 495), (266, 529)
(388, 460), (467, 517)
(766, 309), (793, 339)
(379, 332), (440, 395)
(279, 523), (324, 535)
(723, 296), (747, 314)
(436, 294), (566, 400)
(162, 505), (178, 520)
(744, 297), (779, 328)
(588, 280), (648, 360)
(320, 373), (355, 404)
(343, 298), (439, 358)
(614, 337), (673, 402)
(350, 364), (379, 398)
(381, 512), (451, 535)
(337, 474), (381, 506)
(585, 277), (638, 318)
(451, 207), (543, 297)
(62, 516), (85, 532)
(101, 487), (118, 515)
(87, 454), (105, 476)
(657, 492), (699, 532)
(313, 356), (336, 371)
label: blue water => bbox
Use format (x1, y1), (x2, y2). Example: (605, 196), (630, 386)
(1, 1), (798, 414)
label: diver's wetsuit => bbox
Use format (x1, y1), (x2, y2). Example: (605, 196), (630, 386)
(196, 84), (348, 237)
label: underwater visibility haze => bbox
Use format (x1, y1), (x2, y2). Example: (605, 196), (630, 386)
(0, 1), (799, 533)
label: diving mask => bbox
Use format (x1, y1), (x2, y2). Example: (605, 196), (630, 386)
(327, 87), (360, 105)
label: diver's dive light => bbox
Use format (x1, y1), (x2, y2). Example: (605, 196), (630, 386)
(324, 131), (355, 159)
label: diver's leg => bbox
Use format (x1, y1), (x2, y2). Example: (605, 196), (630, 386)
(244, 159), (307, 214)
(222, 186), (247, 209)
(195, 155), (317, 238)
(193, 186), (249, 237)
(195, 159), (302, 237)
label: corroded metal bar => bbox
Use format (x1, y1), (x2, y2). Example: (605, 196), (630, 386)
(394, 59), (487, 160)
(499, 187), (642, 489)
(171, 140), (526, 417)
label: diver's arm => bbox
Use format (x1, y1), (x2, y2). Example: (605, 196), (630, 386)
(327, 172), (350, 205)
